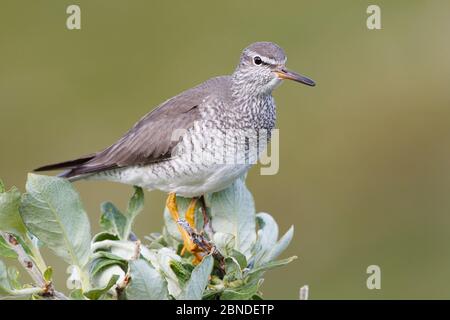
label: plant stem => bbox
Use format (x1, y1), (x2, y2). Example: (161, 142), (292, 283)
(0, 232), (45, 287)
(0, 231), (69, 300)
(25, 236), (47, 273)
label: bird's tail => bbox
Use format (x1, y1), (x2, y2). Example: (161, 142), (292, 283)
(34, 155), (95, 181)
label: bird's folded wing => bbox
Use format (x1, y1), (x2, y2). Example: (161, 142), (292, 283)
(62, 84), (207, 177)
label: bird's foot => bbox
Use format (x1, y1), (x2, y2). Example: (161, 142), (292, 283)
(166, 194), (204, 264)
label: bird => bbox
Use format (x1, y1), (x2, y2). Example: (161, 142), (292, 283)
(35, 42), (315, 261)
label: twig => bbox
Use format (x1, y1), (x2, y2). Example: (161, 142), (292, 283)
(0, 232), (45, 287)
(115, 274), (130, 300)
(0, 231), (69, 300)
(299, 285), (309, 300)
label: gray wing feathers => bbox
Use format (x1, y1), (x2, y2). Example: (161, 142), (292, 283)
(60, 76), (231, 178)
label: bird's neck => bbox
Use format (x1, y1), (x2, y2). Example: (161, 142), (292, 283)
(230, 71), (274, 100)
(228, 73), (276, 131)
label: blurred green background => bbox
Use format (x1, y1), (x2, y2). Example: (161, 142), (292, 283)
(1, 0), (450, 299)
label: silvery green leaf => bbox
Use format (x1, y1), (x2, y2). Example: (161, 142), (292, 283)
(252, 213), (279, 266)
(126, 259), (169, 300)
(145, 232), (165, 249)
(0, 180), (5, 193)
(100, 202), (127, 239)
(109, 241), (138, 260)
(208, 178), (256, 258)
(92, 232), (120, 243)
(142, 247), (183, 298)
(92, 265), (126, 294)
(230, 249), (247, 270)
(162, 226), (180, 249)
(69, 289), (85, 300)
(90, 256), (126, 277)
(255, 213), (279, 250)
(247, 256), (297, 284)
(43, 266), (53, 282)
(66, 265), (84, 290)
(7, 267), (21, 290)
(212, 232), (235, 256)
(120, 186), (145, 239)
(252, 213), (294, 267)
(169, 260), (190, 285)
(179, 254), (214, 300)
(0, 186), (27, 237)
(265, 226), (294, 263)
(220, 279), (262, 300)
(126, 186), (144, 220)
(0, 237), (17, 259)
(91, 251), (127, 262)
(0, 260), (12, 295)
(19, 174), (91, 268)
(224, 257), (243, 281)
(84, 274), (119, 300)
(1, 262), (42, 298)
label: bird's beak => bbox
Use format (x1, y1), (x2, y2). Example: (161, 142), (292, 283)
(274, 68), (316, 87)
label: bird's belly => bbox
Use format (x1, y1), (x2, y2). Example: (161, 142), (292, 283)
(102, 161), (251, 197)
(165, 163), (252, 197)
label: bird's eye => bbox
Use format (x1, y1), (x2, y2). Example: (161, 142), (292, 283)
(254, 56), (262, 65)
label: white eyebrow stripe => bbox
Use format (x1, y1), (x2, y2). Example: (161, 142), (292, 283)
(246, 50), (286, 65)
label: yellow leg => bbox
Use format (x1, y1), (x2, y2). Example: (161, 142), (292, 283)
(166, 193), (203, 263)
(185, 197), (197, 230)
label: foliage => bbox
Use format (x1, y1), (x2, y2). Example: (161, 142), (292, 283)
(0, 174), (296, 300)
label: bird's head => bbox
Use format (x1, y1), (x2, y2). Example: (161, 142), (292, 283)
(233, 42), (315, 95)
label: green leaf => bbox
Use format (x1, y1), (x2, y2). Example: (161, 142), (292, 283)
(169, 259), (190, 284)
(69, 289), (85, 300)
(252, 213), (279, 266)
(90, 257), (126, 277)
(0, 237), (17, 259)
(126, 259), (169, 300)
(84, 274), (119, 300)
(91, 264), (125, 293)
(100, 202), (127, 239)
(141, 247), (184, 298)
(255, 213), (279, 248)
(179, 255), (214, 300)
(127, 186), (144, 220)
(247, 256), (297, 283)
(123, 186), (144, 240)
(0, 186), (27, 237)
(0, 179), (5, 193)
(43, 266), (53, 282)
(202, 289), (220, 300)
(0, 260), (12, 295)
(99, 187), (144, 241)
(231, 249), (247, 270)
(251, 293), (264, 300)
(208, 177), (256, 258)
(252, 213), (294, 267)
(266, 226), (294, 263)
(92, 232), (120, 243)
(19, 174), (91, 268)
(7, 267), (21, 290)
(212, 232), (235, 257)
(220, 280), (262, 300)
(92, 251), (127, 262)
(224, 257), (243, 281)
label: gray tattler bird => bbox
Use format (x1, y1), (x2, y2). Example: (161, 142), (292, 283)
(35, 42), (315, 261)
